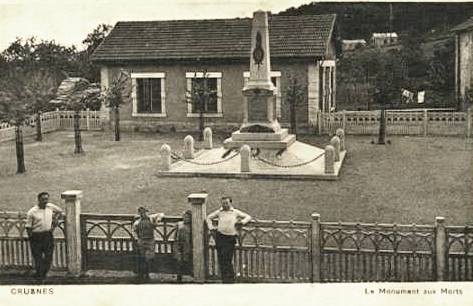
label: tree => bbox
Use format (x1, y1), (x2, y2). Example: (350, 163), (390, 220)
(0, 67), (57, 173)
(66, 80), (101, 153)
(285, 76), (306, 134)
(102, 71), (132, 141)
(185, 71), (217, 141)
(76, 24), (112, 82)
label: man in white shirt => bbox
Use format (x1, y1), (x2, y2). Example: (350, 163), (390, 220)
(132, 206), (164, 282)
(206, 196), (252, 283)
(25, 192), (63, 280)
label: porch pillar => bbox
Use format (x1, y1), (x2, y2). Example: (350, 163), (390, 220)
(188, 193), (208, 283)
(61, 190), (83, 277)
(435, 216), (447, 281)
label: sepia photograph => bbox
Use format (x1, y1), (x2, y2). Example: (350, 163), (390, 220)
(0, 1), (472, 305)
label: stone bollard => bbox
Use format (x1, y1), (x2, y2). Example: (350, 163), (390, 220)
(335, 128), (345, 151)
(330, 136), (341, 162)
(184, 135), (195, 159)
(240, 145), (251, 172)
(160, 144), (171, 171)
(61, 190), (83, 277)
(203, 127), (213, 149)
(188, 193), (208, 283)
(324, 145), (335, 174)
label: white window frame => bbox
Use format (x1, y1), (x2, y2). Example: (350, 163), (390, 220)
(131, 72), (167, 117)
(186, 72), (223, 118)
(243, 71), (282, 118)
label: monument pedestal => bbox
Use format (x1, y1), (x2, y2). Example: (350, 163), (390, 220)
(223, 129), (296, 150)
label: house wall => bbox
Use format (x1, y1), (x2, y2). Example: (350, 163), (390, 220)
(457, 31), (473, 100)
(101, 60), (318, 133)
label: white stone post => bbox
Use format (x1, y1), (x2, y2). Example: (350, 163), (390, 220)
(188, 193), (208, 283)
(184, 135), (195, 159)
(324, 145), (335, 174)
(423, 109), (428, 137)
(330, 136), (341, 162)
(311, 213), (321, 283)
(61, 190), (83, 277)
(203, 127), (213, 149)
(335, 128), (345, 151)
(435, 216), (447, 281)
(240, 145), (251, 172)
(160, 144), (171, 171)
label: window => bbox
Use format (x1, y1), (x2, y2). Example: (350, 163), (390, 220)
(131, 73), (166, 117)
(186, 72), (222, 117)
(243, 71), (281, 118)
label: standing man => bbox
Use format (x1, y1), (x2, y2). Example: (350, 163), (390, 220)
(133, 206), (164, 282)
(174, 210), (193, 282)
(206, 196), (252, 283)
(25, 192), (63, 280)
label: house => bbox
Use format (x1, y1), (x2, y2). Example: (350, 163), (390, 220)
(341, 39), (367, 52)
(452, 17), (473, 105)
(91, 14), (338, 132)
(370, 32), (398, 48)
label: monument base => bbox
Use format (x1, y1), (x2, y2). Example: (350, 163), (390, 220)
(223, 128), (296, 150)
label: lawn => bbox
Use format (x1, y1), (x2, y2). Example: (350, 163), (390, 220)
(0, 130), (472, 225)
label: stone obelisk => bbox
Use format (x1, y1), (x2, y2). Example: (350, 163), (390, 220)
(223, 10), (295, 150)
(240, 10), (280, 133)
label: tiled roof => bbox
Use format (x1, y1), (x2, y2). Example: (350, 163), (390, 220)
(91, 14), (336, 63)
(451, 17), (473, 32)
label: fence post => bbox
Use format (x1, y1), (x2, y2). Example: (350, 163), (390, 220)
(467, 107), (472, 138)
(317, 110), (322, 135)
(342, 110), (346, 132)
(61, 190), (83, 277)
(86, 108), (90, 131)
(435, 216), (447, 281)
(56, 108), (60, 130)
(423, 109), (428, 137)
(188, 192), (208, 283)
(311, 213), (321, 282)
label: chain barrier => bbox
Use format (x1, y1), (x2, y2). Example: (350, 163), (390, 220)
(171, 150), (240, 166)
(254, 152), (325, 168)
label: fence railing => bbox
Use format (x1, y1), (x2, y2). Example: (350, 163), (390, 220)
(80, 213), (183, 274)
(0, 211), (67, 271)
(317, 109), (473, 137)
(0, 110), (103, 143)
(2, 192), (473, 283)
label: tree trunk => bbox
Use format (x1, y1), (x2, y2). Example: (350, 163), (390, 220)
(74, 111), (84, 154)
(15, 125), (26, 173)
(35, 112), (43, 141)
(114, 106), (120, 141)
(290, 99), (297, 135)
(378, 108), (387, 145)
(198, 111), (204, 141)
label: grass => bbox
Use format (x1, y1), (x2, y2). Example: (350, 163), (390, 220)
(0, 130), (472, 225)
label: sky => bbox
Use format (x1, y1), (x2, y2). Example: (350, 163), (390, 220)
(0, 0), (316, 52)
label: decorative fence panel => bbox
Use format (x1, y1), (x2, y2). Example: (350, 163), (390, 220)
(0, 211), (67, 271)
(319, 222), (436, 282)
(207, 220), (312, 282)
(80, 213), (182, 274)
(0, 110), (103, 143)
(446, 226), (473, 281)
(318, 109), (472, 137)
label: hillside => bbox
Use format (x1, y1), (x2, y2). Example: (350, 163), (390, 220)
(278, 2), (473, 40)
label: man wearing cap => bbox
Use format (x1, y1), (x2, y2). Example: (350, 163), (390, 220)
(206, 196), (252, 283)
(133, 206), (164, 281)
(25, 192), (63, 280)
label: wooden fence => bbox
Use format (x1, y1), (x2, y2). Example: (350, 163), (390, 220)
(0, 211), (67, 271)
(0, 110), (103, 143)
(317, 109), (473, 137)
(80, 213), (183, 274)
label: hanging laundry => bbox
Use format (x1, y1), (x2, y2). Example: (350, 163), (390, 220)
(417, 91), (425, 104)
